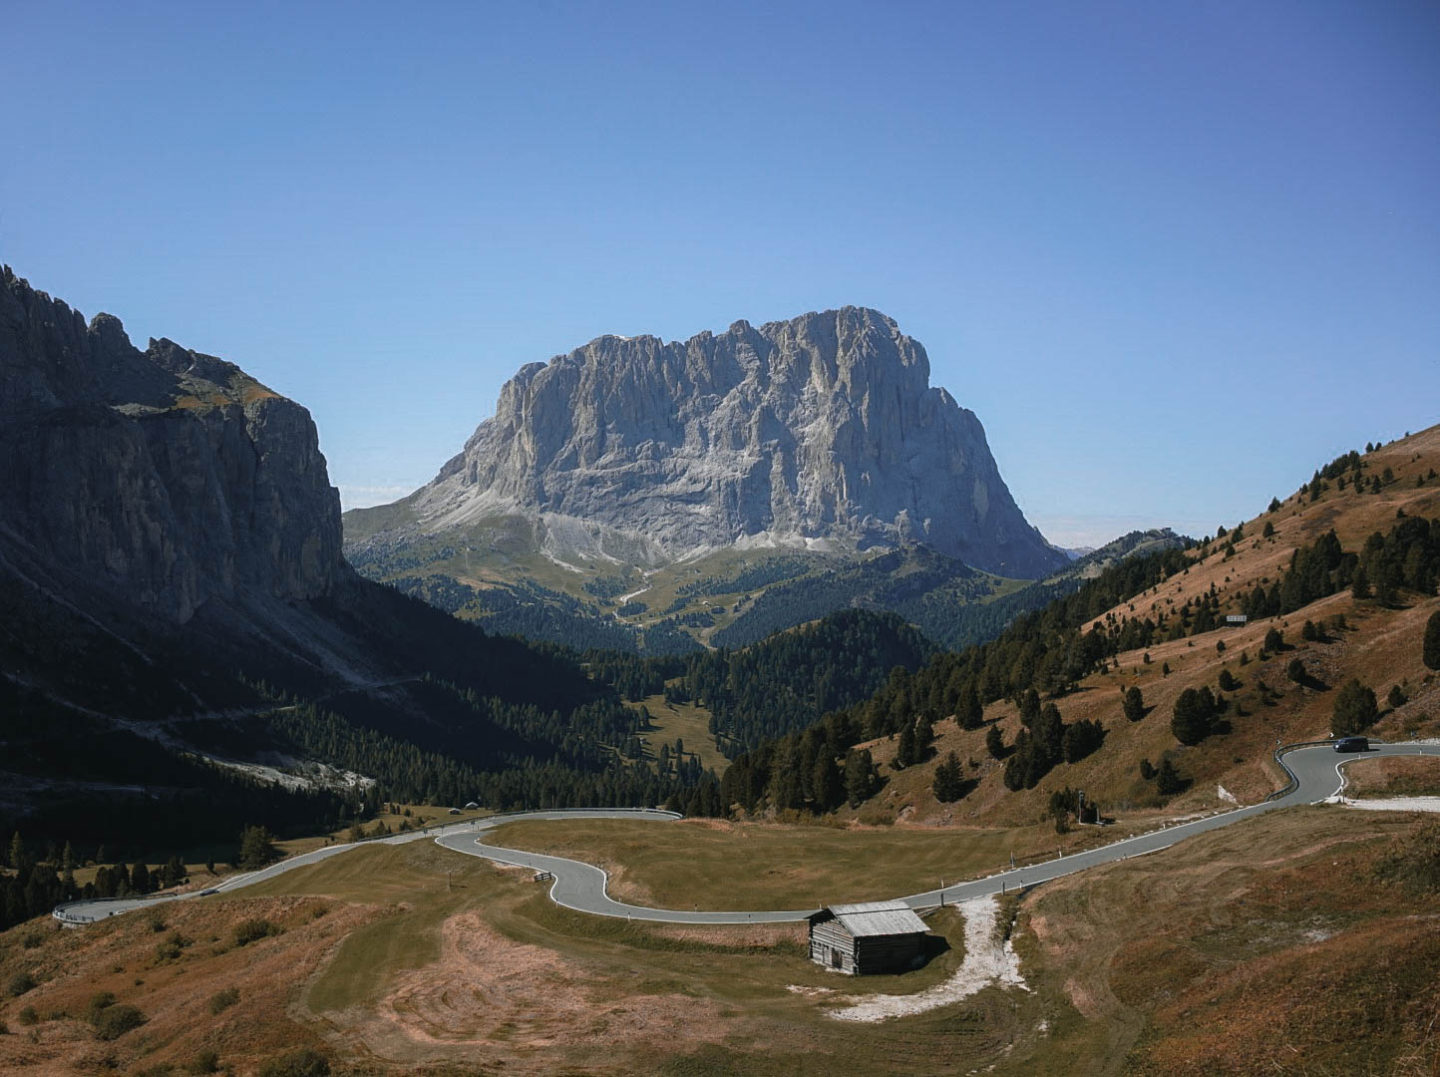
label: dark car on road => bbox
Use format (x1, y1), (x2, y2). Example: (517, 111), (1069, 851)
(1333, 736), (1368, 753)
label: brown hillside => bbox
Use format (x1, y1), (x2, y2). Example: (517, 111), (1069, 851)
(857, 424), (1440, 831)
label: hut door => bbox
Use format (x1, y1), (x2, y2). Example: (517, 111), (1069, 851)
(831, 947), (842, 969)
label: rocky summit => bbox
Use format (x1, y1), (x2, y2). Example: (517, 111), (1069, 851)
(0, 266), (343, 625)
(363, 307), (1063, 578)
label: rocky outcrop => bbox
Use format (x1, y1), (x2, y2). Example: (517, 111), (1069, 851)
(0, 266), (344, 623)
(381, 307), (1063, 578)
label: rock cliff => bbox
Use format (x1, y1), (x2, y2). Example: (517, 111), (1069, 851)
(380, 307), (1063, 578)
(0, 266), (344, 624)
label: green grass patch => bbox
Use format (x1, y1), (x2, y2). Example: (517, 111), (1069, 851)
(485, 817), (1035, 910)
(636, 693), (729, 776)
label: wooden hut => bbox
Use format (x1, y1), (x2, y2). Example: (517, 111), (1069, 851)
(807, 901), (929, 975)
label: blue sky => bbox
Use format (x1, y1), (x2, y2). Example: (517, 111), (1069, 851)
(4, 1), (1437, 546)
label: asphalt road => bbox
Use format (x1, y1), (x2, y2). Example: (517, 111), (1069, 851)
(55, 742), (1440, 927)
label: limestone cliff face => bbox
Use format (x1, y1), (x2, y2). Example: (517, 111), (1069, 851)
(0, 267), (344, 623)
(403, 307), (1063, 577)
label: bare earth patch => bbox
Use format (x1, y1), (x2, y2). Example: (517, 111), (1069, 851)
(343, 910), (732, 1064)
(825, 896), (1028, 1022)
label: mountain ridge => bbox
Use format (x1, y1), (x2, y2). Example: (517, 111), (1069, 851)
(348, 306), (1065, 579)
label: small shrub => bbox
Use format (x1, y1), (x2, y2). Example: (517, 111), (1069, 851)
(258, 1048), (331, 1077)
(187, 1050), (221, 1075)
(20, 931), (44, 950)
(86, 991), (118, 1023)
(93, 1003), (145, 1040)
(6, 972), (36, 998)
(233, 918), (281, 947)
(147, 911), (168, 933)
(17, 1006), (38, 1026)
(0, 1017), (8, 1035)
(208, 987), (240, 1015)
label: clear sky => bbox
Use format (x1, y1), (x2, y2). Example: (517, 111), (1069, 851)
(4, 1), (1437, 547)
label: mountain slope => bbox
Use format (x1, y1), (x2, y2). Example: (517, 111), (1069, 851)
(0, 268), (703, 860)
(738, 425), (1440, 828)
(344, 308), (1066, 650)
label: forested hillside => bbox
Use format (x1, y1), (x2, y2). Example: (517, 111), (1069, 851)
(711, 427), (1440, 823)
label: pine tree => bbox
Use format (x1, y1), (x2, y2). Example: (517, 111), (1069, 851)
(1155, 759), (1184, 796)
(1332, 679), (1378, 737)
(957, 681), (984, 730)
(1123, 686), (1145, 722)
(914, 714), (935, 761)
(811, 754), (844, 812)
(1171, 689), (1215, 745)
(844, 748), (876, 808)
(1425, 610), (1440, 671)
(896, 722), (917, 769)
(238, 825), (279, 871)
(933, 752), (966, 803)
(985, 724), (1005, 759)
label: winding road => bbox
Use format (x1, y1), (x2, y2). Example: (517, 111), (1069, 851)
(54, 742), (1440, 927)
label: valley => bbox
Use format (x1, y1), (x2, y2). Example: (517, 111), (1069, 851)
(3, 266), (1438, 1074)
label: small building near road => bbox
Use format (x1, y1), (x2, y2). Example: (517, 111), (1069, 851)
(807, 900), (930, 975)
(1225, 614), (1248, 626)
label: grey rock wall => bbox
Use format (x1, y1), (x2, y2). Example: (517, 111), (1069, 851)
(404, 306), (1063, 578)
(0, 267), (344, 624)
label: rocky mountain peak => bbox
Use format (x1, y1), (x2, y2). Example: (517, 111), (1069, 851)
(0, 267), (345, 623)
(381, 306), (1063, 578)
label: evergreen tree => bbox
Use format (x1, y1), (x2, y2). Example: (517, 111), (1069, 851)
(811, 754), (844, 812)
(895, 722), (917, 769)
(985, 723), (1005, 759)
(8, 833), (29, 875)
(1217, 669), (1239, 692)
(932, 752), (966, 803)
(957, 681), (984, 730)
(1061, 718), (1105, 763)
(1425, 610), (1440, 672)
(1155, 758), (1184, 796)
(843, 748), (877, 808)
(1019, 688), (1042, 728)
(238, 825), (280, 871)
(914, 714), (935, 761)
(1123, 686), (1145, 723)
(1171, 688), (1216, 745)
(1331, 679), (1378, 737)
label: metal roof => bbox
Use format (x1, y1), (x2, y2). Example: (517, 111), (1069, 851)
(822, 900), (928, 937)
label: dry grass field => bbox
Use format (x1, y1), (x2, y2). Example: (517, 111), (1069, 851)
(4, 803), (1435, 1075)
